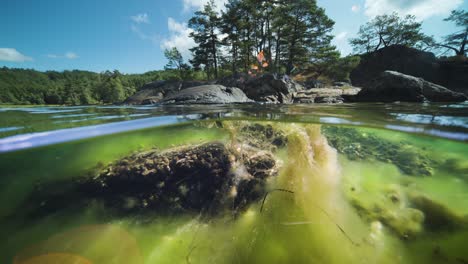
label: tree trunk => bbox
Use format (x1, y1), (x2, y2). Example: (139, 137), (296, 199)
(458, 30), (467, 56)
(210, 26), (218, 79)
(275, 28), (281, 73)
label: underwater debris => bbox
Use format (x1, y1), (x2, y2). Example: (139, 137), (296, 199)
(322, 126), (434, 176)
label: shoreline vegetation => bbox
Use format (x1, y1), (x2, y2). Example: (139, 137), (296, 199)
(0, 2), (466, 105)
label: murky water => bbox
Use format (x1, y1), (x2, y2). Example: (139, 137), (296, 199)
(0, 103), (467, 264)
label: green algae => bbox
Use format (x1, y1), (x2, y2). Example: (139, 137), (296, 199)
(322, 126), (434, 176)
(1, 121), (468, 264)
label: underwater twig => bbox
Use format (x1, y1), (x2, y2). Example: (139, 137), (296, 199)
(260, 188), (295, 213)
(186, 245), (197, 264)
(262, 187), (359, 247)
(311, 202), (360, 247)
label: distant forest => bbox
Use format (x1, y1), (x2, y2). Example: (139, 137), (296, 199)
(0, 68), (196, 105)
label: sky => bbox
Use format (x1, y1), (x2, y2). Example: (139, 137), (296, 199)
(0, 0), (466, 73)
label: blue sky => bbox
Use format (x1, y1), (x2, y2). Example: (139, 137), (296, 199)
(0, 0), (466, 73)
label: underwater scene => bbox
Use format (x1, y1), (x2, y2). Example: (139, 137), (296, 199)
(0, 103), (467, 264)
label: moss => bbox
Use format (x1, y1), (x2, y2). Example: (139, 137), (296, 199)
(322, 126), (434, 176)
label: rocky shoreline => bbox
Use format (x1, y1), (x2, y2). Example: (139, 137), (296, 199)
(124, 46), (467, 105)
(124, 71), (466, 105)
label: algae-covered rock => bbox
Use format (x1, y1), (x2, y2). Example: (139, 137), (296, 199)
(322, 126), (434, 176)
(408, 193), (468, 231)
(349, 185), (425, 239)
(440, 158), (468, 181)
(31, 142), (279, 216)
(381, 208), (425, 238)
(23, 123), (290, 218)
(348, 183), (468, 239)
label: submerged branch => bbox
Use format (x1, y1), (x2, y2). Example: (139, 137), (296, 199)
(260, 187), (359, 247)
(259, 188), (295, 213)
(311, 202), (360, 247)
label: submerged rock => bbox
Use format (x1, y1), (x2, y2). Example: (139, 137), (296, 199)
(322, 126), (434, 176)
(349, 185), (425, 239)
(84, 142), (278, 214)
(24, 123), (289, 218)
(408, 193), (468, 231)
(349, 184), (468, 239)
(237, 123), (288, 151)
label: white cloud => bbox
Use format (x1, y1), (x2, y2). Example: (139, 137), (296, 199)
(131, 25), (159, 44)
(131, 13), (150, 24)
(47, 52), (78, 59)
(364, 0), (463, 20)
(0, 48), (32, 62)
(65, 52), (78, 59)
(333, 32), (352, 55)
(160, 18), (196, 59)
(335, 31), (349, 41)
(182, 0), (227, 12)
(351, 5), (360, 13)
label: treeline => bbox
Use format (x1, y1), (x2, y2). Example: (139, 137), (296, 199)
(175, 0), (466, 81)
(183, 0), (360, 81)
(0, 67), (198, 105)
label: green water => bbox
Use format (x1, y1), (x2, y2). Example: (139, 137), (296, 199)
(0, 104), (467, 264)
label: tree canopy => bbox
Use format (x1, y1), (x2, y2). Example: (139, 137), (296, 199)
(189, 0), (222, 79)
(438, 9), (468, 56)
(349, 13), (432, 53)
(188, 0), (339, 77)
(164, 47), (191, 80)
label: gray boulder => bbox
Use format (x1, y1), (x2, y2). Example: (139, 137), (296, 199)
(293, 87), (361, 104)
(161, 85), (253, 104)
(350, 45), (468, 95)
(355, 71), (467, 102)
(124, 80), (209, 105)
(216, 73), (251, 90)
(242, 74), (305, 103)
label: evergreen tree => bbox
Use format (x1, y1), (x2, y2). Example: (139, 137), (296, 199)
(97, 71), (126, 103)
(189, 0), (222, 79)
(350, 13), (431, 53)
(164, 47), (191, 80)
(438, 9), (468, 56)
(220, 0), (243, 74)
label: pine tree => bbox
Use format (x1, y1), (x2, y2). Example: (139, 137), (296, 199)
(438, 9), (468, 56)
(189, 0), (222, 79)
(164, 47), (190, 80)
(350, 13), (431, 53)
